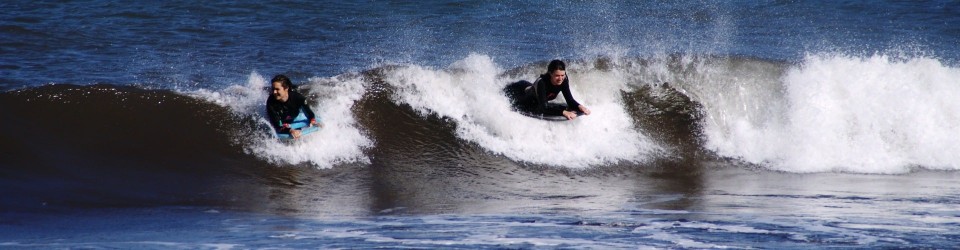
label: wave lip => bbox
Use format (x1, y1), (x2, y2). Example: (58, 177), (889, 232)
(380, 54), (664, 168)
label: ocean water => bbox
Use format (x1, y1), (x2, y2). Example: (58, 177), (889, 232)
(2, 1), (960, 248)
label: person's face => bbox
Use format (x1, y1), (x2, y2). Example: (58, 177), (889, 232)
(550, 70), (566, 86)
(271, 81), (289, 102)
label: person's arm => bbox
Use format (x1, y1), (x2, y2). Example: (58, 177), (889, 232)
(302, 105), (319, 127)
(561, 78), (591, 117)
(560, 79), (590, 119)
(292, 92), (319, 126)
(560, 79), (581, 111)
(289, 93), (312, 139)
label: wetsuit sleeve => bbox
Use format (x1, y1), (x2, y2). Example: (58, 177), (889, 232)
(560, 78), (581, 110)
(292, 92), (316, 120)
(301, 103), (316, 121)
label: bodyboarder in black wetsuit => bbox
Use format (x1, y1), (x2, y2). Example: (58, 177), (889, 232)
(504, 60), (591, 119)
(266, 75), (318, 139)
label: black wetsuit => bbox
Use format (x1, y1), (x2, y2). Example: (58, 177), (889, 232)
(504, 73), (581, 116)
(266, 91), (316, 133)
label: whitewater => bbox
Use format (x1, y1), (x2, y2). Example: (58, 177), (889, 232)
(187, 52), (960, 174)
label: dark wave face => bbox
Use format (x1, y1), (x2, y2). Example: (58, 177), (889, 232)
(0, 57), (711, 214)
(0, 85), (376, 214)
(0, 85), (261, 210)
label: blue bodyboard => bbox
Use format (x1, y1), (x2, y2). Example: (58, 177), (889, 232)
(275, 111), (321, 140)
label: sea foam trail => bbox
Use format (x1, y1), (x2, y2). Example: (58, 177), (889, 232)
(189, 72), (373, 168)
(382, 54), (662, 168)
(700, 54), (960, 173)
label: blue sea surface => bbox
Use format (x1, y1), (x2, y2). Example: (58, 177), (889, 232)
(3, 1), (957, 90)
(2, 1), (960, 248)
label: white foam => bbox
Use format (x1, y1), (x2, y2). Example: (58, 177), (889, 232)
(642, 232), (725, 249)
(382, 54), (662, 168)
(699, 54), (960, 173)
(189, 72), (372, 168)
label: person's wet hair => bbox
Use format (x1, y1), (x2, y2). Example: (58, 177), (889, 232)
(271, 74), (295, 90)
(547, 60), (566, 73)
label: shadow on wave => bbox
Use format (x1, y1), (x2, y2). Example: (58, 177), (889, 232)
(0, 84), (279, 211)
